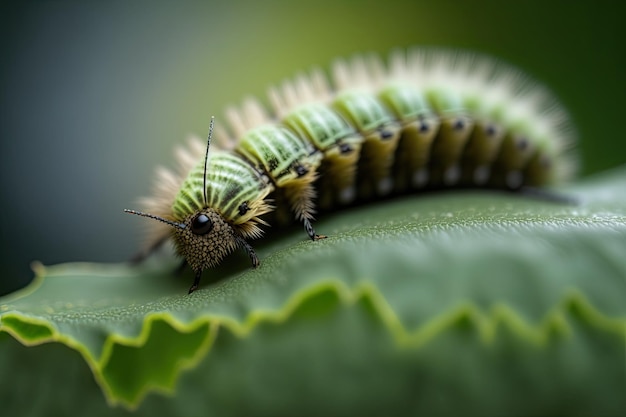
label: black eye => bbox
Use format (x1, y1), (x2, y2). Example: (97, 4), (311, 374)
(191, 214), (213, 235)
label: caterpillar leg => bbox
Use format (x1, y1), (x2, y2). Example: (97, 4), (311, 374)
(294, 190), (326, 241)
(304, 218), (326, 241)
(188, 270), (202, 294)
(187, 239), (259, 294)
(283, 171), (326, 241)
(293, 185), (326, 241)
(236, 236), (260, 268)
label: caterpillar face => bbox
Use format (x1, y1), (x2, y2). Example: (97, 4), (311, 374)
(125, 47), (577, 293)
(172, 208), (239, 273)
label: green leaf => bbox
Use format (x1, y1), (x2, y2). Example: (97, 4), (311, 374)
(1, 167), (626, 416)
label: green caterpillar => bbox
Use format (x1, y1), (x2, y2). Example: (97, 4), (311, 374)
(125, 47), (576, 293)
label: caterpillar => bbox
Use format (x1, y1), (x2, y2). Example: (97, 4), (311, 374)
(125, 47), (577, 294)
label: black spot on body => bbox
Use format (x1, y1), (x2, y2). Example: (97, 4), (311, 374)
(268, 157), (279, 171)
(380, 129), (393, 140)
(485, 125), (496, 137)
(516, 137), (529, 150)
(339, 143), (353, 154)
(238, 202), (250, 216)
(453, 119), (465, 131)
(295, 164), (308, 177)
(419, 122), (429, 133)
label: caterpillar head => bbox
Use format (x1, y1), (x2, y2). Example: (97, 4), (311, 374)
(125, 116), (256, 294)
(172, 208), (239, 272)
(123, 206), (240, 280)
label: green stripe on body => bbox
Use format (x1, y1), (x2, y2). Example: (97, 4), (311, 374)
(172, 151), (269, 222)
(237, 125), (317, 184)
(333, 91), (396, 132)
(283, 103), (358, 151)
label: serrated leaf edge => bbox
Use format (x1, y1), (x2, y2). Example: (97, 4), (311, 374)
(2, 266), (625, 409)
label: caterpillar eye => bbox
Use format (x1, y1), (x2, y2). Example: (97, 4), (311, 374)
(191, 213), (213, 235)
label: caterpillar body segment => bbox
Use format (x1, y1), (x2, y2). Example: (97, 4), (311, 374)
(125, 47), (576, 293)
(333, 90), (403, 199)
(281, 103), (363, 209)
(237, 124), (324, 240)
(378, 83), (440, 191)
(172, 151), (273, 234)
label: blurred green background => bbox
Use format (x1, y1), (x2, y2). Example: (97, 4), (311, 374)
(0, 0), (624, 295)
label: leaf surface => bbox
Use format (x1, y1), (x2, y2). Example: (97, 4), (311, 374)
(1, 167), (625, 416)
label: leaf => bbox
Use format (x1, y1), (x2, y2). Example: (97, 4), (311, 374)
(1, 167), (626, 416)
